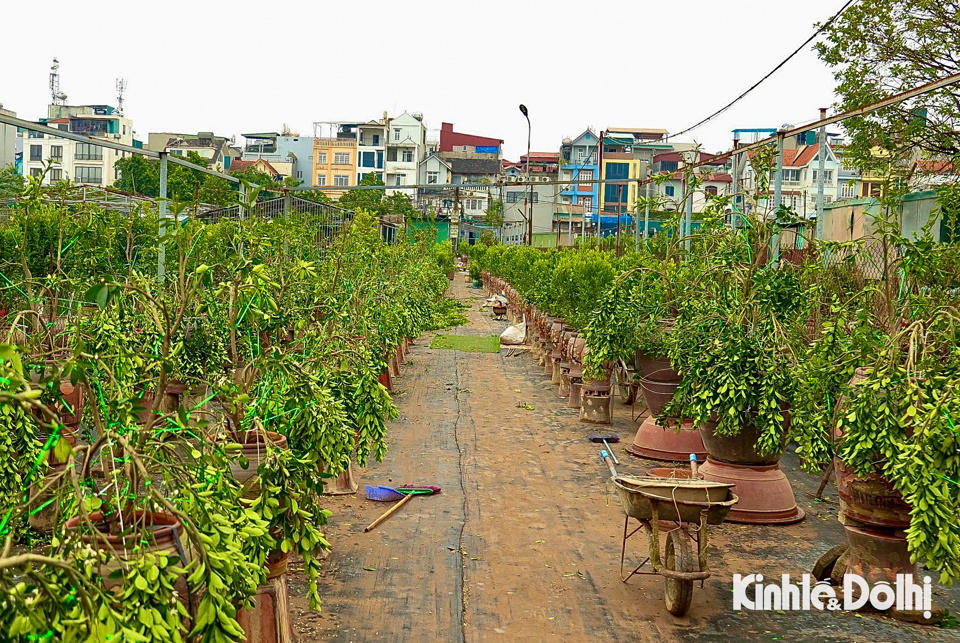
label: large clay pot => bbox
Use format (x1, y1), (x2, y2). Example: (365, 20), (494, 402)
(228, 431), (289, 486)
(843, 524), (918, 589)
(698, 418), (782, 466)
(697, 409), (803, 524)
(698, 459), (804, 524)
(635, 352), (682, 417)
(64, 511), (193, 596)
(834, 458), (911, 529)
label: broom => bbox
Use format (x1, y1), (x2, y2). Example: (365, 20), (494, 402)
(364, 485), (441, 532)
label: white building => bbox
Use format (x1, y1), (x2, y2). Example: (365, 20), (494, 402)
(0, 105), (15, 168)
(416, 153), (452, 215)
(21, 104), (133, 186)
(740, 143), (840, 218)
(384, 112), (426, 193)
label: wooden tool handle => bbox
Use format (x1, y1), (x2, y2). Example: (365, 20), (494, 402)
(364, 494), (414, 532)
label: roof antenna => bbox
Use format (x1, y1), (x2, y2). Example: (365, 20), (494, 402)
(49, 57), (68, 105)
(116, 78), (127, 115)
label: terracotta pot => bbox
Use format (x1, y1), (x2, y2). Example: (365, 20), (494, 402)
(843, 524), (918, 591)
(227, 431), (289, 486)
(698, 459), (804, 524)
(64, 511), (193, 589)
(378, 369), (393, 392)
(626, 417), (706, 462)
(834, 458), (911, 529)
(567, 381), (583, 409)
(634, 352), (681, 418)
(698, 418), (782, 466)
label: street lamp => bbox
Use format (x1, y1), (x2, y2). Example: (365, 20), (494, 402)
(519, 104), (532, 246)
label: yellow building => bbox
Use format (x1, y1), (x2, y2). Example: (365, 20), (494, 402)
(599, 129), (670, 214)
(313, 136), (358, 198)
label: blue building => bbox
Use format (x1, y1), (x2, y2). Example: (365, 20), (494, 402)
(560, 129), (600, 233)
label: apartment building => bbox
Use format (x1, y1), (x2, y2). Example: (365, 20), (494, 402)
(21, 104), (133, 186)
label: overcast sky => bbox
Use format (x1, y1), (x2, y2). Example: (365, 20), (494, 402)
(1, 0), (846, 160)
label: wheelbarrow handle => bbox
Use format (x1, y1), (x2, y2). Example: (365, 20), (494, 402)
(600, 450), (618, 477)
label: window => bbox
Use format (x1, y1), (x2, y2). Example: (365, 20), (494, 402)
(297, 170), (302, 179)
(28, 130), (43, 139)
(664, 185), (675, 197)
(577, 148), (585, 162)
(427, 171), (439, 184)
(577, 169), (593, 186)
(334, 175), (349, 186)
(824, 195), (833, 204)
(812, 169), (834, 183)
(75, 143), (103, 161)
(465, 198), (486, 210)
(316, 175), (326, 186)
(317, 152), (327, 164)
(361, 151), (375, 167)
(606, 163), (629, 180)
(334, 152), (350, 165)
(395, 175), (403, 186)
(29, 145), (42, 162)
(506, 192), (522, 203)
(29, 168), (41, 177)
(605, 184), (625, 202)
(75, 166), (103, 184)
(401, 150), (414, 163)
(777, 169), (801, 183)
(394, 128), (401, 141)
(50, 169), (62, 181)
(704, 185), (718, 196)
(840, 182), (856, 199)
(578, 196), (593, 211)
(50, 145), (63, 162)
(372, 134), (380, 146)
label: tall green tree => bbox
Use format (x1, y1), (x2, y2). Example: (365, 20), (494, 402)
(0, 164), (25, 200)
(816, 0), (960, 164)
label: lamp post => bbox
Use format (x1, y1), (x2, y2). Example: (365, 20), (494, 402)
(519, 104), (532, 246)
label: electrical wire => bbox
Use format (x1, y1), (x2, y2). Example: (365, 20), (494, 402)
(660, 0), (858, 142)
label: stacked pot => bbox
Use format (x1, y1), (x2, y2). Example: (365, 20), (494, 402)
(626, 352), (706, 462)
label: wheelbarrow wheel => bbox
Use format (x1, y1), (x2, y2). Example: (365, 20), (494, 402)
(663, 530), (696, 617)
(615, 362), (637, 405)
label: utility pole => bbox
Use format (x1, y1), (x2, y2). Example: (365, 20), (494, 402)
(158, 152), (168, 279)
(815, 107), (827, 242)
(731, 135), (740, 230)
(452, 187), (461, 251)
(772, 129), (785, 263)
(519, 104), (533, 247)
(684, 176), (693, 252)
(597, 130), (604, 247)
(643, 180), (651, 242)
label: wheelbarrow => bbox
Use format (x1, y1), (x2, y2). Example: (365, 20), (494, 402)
(611, 473), (738, 616)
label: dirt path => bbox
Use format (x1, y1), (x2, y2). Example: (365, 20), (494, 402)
(289, 277), (960, 643)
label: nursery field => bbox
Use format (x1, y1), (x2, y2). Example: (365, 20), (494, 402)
(287, 281), (960, 642)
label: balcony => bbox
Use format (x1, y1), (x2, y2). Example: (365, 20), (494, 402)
(315, 139), (356, 149)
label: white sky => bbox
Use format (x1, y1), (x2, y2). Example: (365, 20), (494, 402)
(0, 0), (846, 160)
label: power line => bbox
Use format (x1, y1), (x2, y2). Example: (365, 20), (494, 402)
(662, 0), (858, 141)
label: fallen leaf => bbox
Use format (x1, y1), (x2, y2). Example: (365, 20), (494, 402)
(535, 540), (546, 544)
(363, 567), (377, 571)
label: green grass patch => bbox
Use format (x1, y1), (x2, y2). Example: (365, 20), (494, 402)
(430, 334), (500, 353)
